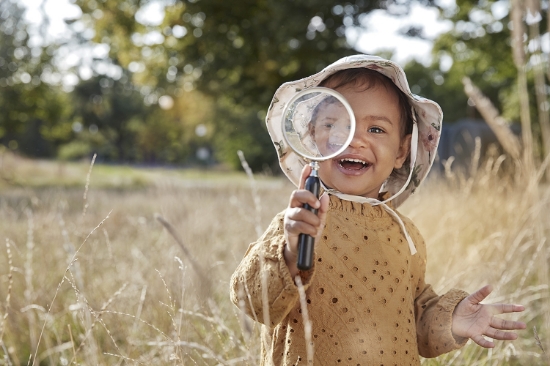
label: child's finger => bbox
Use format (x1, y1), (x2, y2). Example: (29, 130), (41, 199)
(471, 335), (494, 349)
(314, 193), (330, 240)
(484, 327), (518, 341)
(285, 205), (323, 237)
(315, 193), (330, 221)
(288, 189), (320, 210)
(285, 217), (321, 238)
(489, 317), (526, 331)
(494, 303), (525, 314)
(286, 206), (323, 228)
(467, 285), (493, 305)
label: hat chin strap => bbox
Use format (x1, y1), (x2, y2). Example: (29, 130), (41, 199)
(321, 123), (419, 255)
(380, 121), (419, 204)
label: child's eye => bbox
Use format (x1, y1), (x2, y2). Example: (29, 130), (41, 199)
(369, 127), (384, 134)
(323, 123), (335, 129)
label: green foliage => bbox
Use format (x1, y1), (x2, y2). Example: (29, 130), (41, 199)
(404, 60), (471, 123)
(58, 140), (93, 161)
(70, 74), (148, 162)
(407, 0), (550, 162)
(14, 0), (542, 169)
(132, 111), (189, 163)
(212, 96), (277, 172)
(73, 0), (421, 170)
(407, 0), (534, 127)
(0, 0), (72, 157)
(3, 0), (448, 170)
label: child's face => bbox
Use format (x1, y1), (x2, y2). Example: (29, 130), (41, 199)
(310, 99), (351, 156)
(318, 83), (411, 199)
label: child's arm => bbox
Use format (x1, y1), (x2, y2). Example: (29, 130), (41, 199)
(229, 165), (329, 326)
(229, 211), (300, 326)
(451, 284), (526, 348)
(283, 164), (330, 278)
(406, 218), (525, 358)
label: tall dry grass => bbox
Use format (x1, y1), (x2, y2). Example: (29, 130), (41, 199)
(405, 153), (550, 365)
(0, 150), (548, 365)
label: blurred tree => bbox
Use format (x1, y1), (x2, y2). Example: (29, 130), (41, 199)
(67, 72), (213, 164)
(404, 0), (520, 124)
(406, 0), (550, 164)
(73, 0), (439, 171)
(435, 0), (519, 120)
(69, 73), (146, 162)
(0, 0), (72, 157)
(449, 1), (550, 169)
(404, 59), (473, 123)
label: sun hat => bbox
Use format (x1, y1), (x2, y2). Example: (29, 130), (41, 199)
(266, 54), (443, 209)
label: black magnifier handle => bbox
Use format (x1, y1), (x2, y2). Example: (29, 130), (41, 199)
(297, 171), (321, 271)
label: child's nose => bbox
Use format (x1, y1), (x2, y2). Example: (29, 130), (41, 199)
(349, 129), (369, 149)
(330, 126), (349, 144)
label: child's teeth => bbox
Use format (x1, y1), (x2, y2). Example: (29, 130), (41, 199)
(340, 158), (366, 164)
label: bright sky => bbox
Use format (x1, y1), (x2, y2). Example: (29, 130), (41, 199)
(353, 3), (454, 65)
(19, 0), (456, 67)
(20, 0), (82, 41)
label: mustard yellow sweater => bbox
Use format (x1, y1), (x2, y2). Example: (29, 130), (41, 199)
(230, 195), (468, 365)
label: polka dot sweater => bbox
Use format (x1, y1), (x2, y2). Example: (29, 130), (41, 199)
(230, 195), (469, 365)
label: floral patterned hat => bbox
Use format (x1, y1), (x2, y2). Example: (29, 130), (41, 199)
(265, 54), (443, 208)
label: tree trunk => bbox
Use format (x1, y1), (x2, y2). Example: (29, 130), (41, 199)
(527, 0), (550, 180)
(462, 77), (521, 161)
(511, 0), (535, 173)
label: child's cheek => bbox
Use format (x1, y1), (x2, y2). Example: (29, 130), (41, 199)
(318, 160), (333, 183)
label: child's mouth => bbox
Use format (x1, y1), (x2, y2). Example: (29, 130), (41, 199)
(326, 142), (343, 153)
(338, 158), (370, 171)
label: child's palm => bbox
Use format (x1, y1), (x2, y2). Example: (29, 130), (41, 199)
(451, 285), (526, 348)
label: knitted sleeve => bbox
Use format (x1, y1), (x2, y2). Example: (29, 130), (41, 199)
(403, 217), (470, 358)
(229, 211), (315, 327)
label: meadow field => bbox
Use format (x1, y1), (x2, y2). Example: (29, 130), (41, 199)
(0, 150), (548, 365)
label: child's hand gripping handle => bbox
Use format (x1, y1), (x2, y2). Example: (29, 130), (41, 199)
(297, 174), (321, 271)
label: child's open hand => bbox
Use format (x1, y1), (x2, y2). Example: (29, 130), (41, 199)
(283, 164), (330, 276)
(451, 285), (526, 348)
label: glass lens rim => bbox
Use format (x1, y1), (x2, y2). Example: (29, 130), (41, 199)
(281, 87), (356, 161)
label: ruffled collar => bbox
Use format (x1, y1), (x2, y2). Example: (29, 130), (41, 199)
(322, 186), (417, 255)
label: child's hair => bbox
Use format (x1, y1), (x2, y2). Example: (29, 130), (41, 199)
(310, 95), (339, 125)
(318, 68), (414, 181)
(308, 95), (340, 137)
(318, 68), (413, 137)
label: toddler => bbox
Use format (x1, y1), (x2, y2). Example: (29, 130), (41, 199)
(230, 54), (525, 365)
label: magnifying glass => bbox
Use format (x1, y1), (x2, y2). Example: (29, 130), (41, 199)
(281, 87), (356, 270)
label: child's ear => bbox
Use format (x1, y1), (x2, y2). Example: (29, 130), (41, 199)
(308, 124), (316, 141)
(394, 133), (412, 169)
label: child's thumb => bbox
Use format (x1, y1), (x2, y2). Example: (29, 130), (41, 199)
(315, 193), (330, 238)
(318, 193), (330, 213)
(298, 164), (312, 190)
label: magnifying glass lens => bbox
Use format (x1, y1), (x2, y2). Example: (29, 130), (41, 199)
(283, 88), (355, 161)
